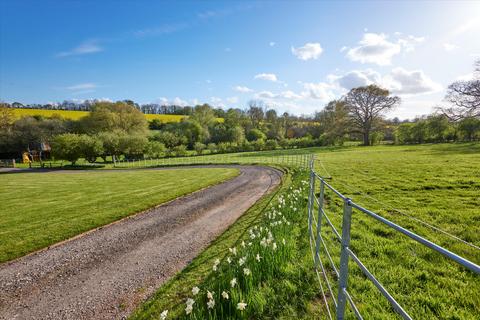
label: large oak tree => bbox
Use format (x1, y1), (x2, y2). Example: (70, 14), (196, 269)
(343, 85), (400, 146)
(441, 60), (480, 120)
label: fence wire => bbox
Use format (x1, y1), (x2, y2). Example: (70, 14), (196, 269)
(307, 156), (480, 320)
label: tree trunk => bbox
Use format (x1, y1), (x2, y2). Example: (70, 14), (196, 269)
(363, 130), (370, 146)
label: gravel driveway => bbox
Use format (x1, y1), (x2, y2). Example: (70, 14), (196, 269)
(0, 165), (282, 320)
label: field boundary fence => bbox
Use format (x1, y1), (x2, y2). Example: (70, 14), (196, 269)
(0, 159), (16, 168)
(306, 156), (480, 320)
(113, 152), (312, 169)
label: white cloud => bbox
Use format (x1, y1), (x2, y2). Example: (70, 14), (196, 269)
(269, 41), (276, 47)
(233, 85), (253, 93)
(255, 91), (276, 99)
(328, 67), (441, 96)
(210, 96), (224, 107)
(291, 42), (323, 61)
(279, 90), (303, 100)
(383, 67), (442, 95)
(329, 69), (381, 91)
(172, 97), (189, 106)
(57, 40), (103, 57)
(301, 82), (335, 101)
(443, 43), (459, 52)
(226, 96), (239, 103)
(254, 73), (278, 82)
(346, 33), (401, 65)
(66, 83), (97, 91)
(157, 97), (189, 106)
(346, 33), (423, 65)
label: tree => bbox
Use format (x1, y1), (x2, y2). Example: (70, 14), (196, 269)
(79, 135), (104, 163)
(426, 115), (451, 142)
(119, 134), (148, 158)
(343, 85), (400, 146)
(97, 131), (121, 161)
(51, 134), (83, 165)
(190, 104), (216, 128)
(441, 59), (480, 120)
(247, 100), (265, 129)
(458, 117), (480, 141)
(316, 100), (350, 145)
(0, 104), (14, 131)
(80, 101), (148, 134)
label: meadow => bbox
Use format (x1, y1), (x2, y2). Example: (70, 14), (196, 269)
(0, 168), (238, 263)
(11, 108), (188, 122)
(129, 143), (479, 319)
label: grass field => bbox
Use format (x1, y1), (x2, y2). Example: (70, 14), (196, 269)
(130, 143), (479, 319)
(0, 168), (238, 263)
(310, 143), (480, 319)
(11, 108), (188, 122)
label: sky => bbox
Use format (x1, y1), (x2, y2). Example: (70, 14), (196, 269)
(1, 0), (480, 119)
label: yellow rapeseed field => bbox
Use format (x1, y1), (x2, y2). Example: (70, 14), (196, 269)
(11, 108), (187, 123)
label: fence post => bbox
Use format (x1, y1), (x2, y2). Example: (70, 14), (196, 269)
(307, 168), (316, 240)
(314, 179), (325, 267)
(336, 198), (353, 320)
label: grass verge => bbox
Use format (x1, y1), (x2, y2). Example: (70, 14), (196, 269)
(130, 168), (322, 319)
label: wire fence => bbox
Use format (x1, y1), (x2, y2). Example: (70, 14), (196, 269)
(306, 156), (480, 320)
(113, 153), (312, 169)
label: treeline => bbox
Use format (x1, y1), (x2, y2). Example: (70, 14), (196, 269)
(4, 99), (303, 119)
(1, 59), (478, 163)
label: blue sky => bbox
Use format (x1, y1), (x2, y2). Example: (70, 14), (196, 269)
(1, 1), (479, 119)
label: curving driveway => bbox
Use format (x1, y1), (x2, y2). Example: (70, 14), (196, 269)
(0, 165), (282, 320)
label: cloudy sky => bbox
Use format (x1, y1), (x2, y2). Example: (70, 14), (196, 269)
(1, 1), (479, 119)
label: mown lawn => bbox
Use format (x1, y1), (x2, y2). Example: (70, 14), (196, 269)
(0, 168), (239, 263)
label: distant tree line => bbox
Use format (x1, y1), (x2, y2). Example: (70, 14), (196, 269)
(1, 60), (478, 164)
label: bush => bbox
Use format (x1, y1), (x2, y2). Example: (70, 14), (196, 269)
(173, 145), (188, 157)
(144, 141), (166, 158)
(119, 134), (148, 158)
(194, 142), (206, 155)
(51, 133), (83, 165)
(207, 143), (217, 154)
(251, 139), (265, 151)
(246, 128), (267, 142)
(217, 142), (229, 154)
(265, 139), (279, 150)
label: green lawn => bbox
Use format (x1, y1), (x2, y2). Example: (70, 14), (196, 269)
(0, 168), (239, 263)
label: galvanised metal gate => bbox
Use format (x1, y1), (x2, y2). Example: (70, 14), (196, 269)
(306, 157), (480, 320)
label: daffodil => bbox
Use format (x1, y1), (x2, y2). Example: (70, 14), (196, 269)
(237, 302), (247, 310)
(160, 310), (168, 320)
(207, 299), (215, 309)
(243, 268), (251, 276)
(192, 287), (200, 295)
(230, 277), (237, 288)
(221, 291), (229, 300)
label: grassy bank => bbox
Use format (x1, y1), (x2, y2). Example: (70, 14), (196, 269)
(130, 168), (322, 319)
(0, 168), (239, 263)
